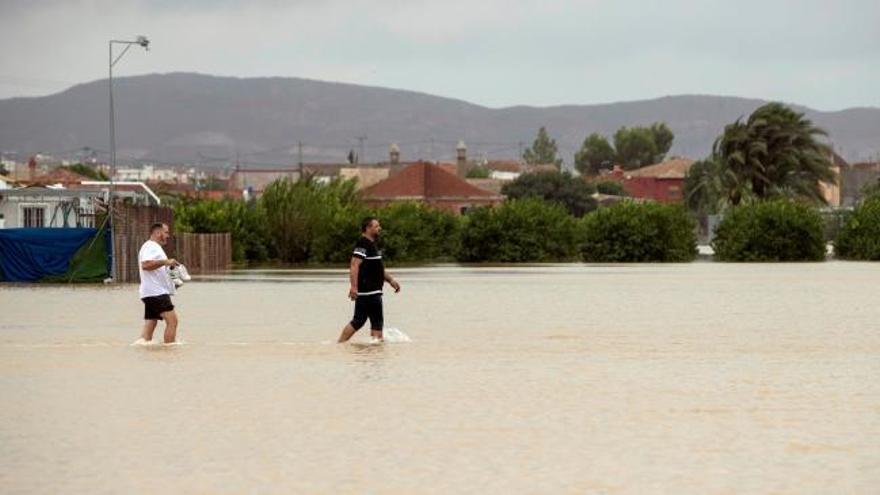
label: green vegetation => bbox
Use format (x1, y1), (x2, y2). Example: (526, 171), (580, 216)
(458, 199), (581, 262)
(575, 123), (674, 174)
(834, 195), (880, 260)
(594, 180), (626, 196)
(711, 200), (826, 262)
(501, 170), (597, 217)
(63, 163), (108, 181)
(683, 158), (731, 215)
(377, 203), (461, 262)
(261, 176), (363, 263)
(713, 103), (835, 206)
(522, 127), (563, 167)
(173, 198), (271, 262)
(574, 133), (616, 175)
(465, 166), (491, 179)
(581, 201), (697, 262)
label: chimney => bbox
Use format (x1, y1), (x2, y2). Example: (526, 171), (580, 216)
(456, 140), (469, 177)
(28, 155), (37, 181)
(389, 143), (400, 165)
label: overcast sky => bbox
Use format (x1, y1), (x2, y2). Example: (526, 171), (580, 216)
(1, 0), (878, 111)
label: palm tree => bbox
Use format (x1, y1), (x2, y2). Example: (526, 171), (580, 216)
(684, 158), (742, 214)
(713, 103), (836, 205)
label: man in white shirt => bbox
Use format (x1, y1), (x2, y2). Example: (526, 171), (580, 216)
(138, 222), (180, 343)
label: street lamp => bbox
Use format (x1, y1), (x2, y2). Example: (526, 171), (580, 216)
(108, 35), (149, 281)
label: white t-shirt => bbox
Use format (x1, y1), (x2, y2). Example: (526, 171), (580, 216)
(138, 240), (175, 298)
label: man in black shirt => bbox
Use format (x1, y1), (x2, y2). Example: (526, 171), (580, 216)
(337, 217), (401, 343)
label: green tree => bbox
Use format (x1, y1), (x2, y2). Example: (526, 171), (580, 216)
(574, 133), (616, 175)
(466, 166), (491, 179)
(376, 203), (461, 262)
(458, 199), (581, 262)
(713, 102), (836, 205)
(0, 163), (9, 176)
(174, 198), (272, 262)
(501, 170), (597, 217)
(523, 127), (562, 167)
(614, 126), (658, 169)
(683, 158), (737, 215)
(594, 180), (626, 196)
(261, 175), (363, 263)
(62, 163), (108, 181)
(650, 122), (674, 163)
(835, 195), (880, 260)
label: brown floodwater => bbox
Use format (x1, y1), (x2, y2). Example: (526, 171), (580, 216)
(1, 263), (878, 494)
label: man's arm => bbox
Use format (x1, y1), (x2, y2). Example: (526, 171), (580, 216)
(141, 258), (177, 271)
(348, 257), (362, 300)
(384, 271), (401, 293)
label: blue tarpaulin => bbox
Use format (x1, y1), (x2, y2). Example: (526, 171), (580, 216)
(0, 228), (108, 282)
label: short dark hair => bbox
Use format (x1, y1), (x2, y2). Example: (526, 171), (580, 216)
(361, 216), (378, 232)
(150, 222), (167, 234)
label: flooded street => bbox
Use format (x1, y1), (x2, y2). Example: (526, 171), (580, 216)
(1, 263), (878, 494)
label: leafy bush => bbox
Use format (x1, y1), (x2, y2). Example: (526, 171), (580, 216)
(458, 198), (581, 262)
(711, 200), (825, 261)
(174, 198), (271, 262)
(501, 170), (597, 217)
(261, 176), (363, 263)
(581, 201), (697, 262)
(375, 202), (461, 262)
(835, 196), (880, 260)
(594, 180), (626, 196)
(465, 166), (491, 179)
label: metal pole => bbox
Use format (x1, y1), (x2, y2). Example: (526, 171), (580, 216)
(108, 41), (116, 281)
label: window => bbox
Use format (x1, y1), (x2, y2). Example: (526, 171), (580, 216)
(22, 206), (46, 228)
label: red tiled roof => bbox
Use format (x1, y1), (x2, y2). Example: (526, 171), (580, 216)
(485, 160), (525, 173)
(25, 168), (92, 185)
(361, 161), (502, 200)
(625, 158), (695, 179)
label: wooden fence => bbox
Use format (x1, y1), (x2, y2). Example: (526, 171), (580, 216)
(112, 204), (174, 283)
(111, 204), (231, 282)
(173, 233), (232, 274)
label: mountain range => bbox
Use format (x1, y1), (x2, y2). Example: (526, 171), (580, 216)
(1, 72), (878, 168)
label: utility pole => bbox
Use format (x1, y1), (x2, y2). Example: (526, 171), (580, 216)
(356, 135), (367, 164)
(297, 141), (303, 177)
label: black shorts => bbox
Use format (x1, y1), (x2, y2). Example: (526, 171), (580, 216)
(142, 294), (175, 320)
(350, 294), (383, 331)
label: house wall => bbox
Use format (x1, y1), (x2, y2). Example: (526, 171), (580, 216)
(0, 196), (97, 228)
(623, 177), (684, 203)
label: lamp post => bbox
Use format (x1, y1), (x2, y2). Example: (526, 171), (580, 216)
(108, 35), (149, 281)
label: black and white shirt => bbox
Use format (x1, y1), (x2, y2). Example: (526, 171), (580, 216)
(352, 236), (384, 296)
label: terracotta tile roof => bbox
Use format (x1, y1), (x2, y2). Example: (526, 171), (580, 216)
(361, 161), (502, 200)
(465, 178), (505, 194)
(485, 160), (525, 173)
(625, 158), (695, 179)
(24, 167), (92, 185)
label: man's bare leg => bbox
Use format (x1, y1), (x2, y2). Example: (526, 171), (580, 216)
(161, 310), (178, 343)
(338, 323), (358, 343)
(140, 319), (158, 342)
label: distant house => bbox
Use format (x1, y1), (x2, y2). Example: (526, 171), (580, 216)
(841, 161), (880, 207)
(613, 158), (695, 203)
(360, 161), (504, 214)
(230, 164), (350, 195)
(0, 182), (160, 229)
(0, 174), (15, 190)
(20, 167), (93, 187)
